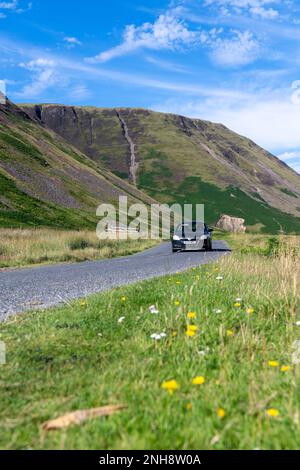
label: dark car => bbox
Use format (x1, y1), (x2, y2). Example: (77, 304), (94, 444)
(172, 221), (213, 252)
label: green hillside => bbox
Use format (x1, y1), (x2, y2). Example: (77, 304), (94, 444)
(0, 101), (156, 229)
(22, 104), (300, 233)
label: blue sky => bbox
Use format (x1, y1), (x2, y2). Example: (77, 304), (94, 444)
(1, 0), (300, 172)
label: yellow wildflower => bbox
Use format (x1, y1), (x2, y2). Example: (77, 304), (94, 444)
(188, 325), (198, 332)
(176, 281), (182, 285)
(187, 312), (196, 319)
(268, 361), (279, 368)
(246, 308), (255, 315)
(186, 403), (193, 411)
(227, 330), (234, 337)
(175, 300), (180, 306)
(217, 408), (226, 419)
(161, 380), (179, 395)
(281, 365), (290, 372)
(266, 408), (280, 418)
(121, 296), (127, 302)
(80, 300), (87, 307)
(192, 376), (206, 385)
(234, 302), (241, 308)
(186, 329), (196, 337)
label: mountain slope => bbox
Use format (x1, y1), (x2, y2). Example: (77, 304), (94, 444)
(0, 101), (157, 229)
(22, 104), (300, 233)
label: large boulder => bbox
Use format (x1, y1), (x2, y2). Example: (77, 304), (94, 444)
(215, 214), (246, 233)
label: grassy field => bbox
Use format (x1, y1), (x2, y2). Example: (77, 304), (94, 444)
(0, 234), (300, 449)
(0, 229), (158, 268)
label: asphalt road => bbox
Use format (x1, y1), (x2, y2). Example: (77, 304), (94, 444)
(0, 240), (230, 320)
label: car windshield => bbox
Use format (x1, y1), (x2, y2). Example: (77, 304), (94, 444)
(175, 222), (205, 238)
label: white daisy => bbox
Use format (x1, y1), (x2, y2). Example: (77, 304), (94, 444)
(149, 305), (159, 314)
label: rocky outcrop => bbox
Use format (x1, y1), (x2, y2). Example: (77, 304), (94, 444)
(215, 214), (246, 233)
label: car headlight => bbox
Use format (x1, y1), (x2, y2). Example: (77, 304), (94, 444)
(173, 235), (180, 241)
(200, 235), (208, 240)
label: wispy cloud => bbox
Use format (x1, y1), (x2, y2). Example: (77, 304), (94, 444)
(86, 9), (197, 63)
(204, 0), (280, 20)
(145, 56), (190, 73)
(210, 30), (260, 66)
(86, 5), (263, 68)
(17, 57), (60, 98)
(63, 36), (82, 47)
(0, 0), (32, 18)
(152, 81), (300, 155)
(277, 151), (300, 174)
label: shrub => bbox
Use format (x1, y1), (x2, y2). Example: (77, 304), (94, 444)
(68, 238), (94, 251)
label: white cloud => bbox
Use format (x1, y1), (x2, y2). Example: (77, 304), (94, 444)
(145, 56), (190, 73)
(17, 58), (59, 98)
(70, 84), (90, 100)
(211, 30), (260, 66)
(152, 81), (300, 160)
(64, 36), (82, 46)
(277, 151), (300, 174)
(204, 0), (280, 20)
(278, 151), (300, 161)
(20, 58), (55, 70)
(0, 1), (32, 16)
(0, 1), (18, 10)
(86, 10), (197, 63)
(250, 5), (278, 19)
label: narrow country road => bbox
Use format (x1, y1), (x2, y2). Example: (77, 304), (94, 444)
(0, 240), (230, 320)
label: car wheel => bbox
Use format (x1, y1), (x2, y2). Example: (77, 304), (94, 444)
(206, 240), (213, 251)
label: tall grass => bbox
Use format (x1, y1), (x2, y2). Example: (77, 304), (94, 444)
(0, 234), (300, 449)
(0, 229), (158, 268)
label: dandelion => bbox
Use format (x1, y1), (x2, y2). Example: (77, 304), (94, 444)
(266, 408), (280, 418)
(246, 308), (255, 315)
(192, 376), (206, 385)
(186, 329), (196, 337)
(161, 379), (179, 395)
(172, 331), (177, 337)
(186, 403), (193, 411)
(149, 305), (159, 314)
(187, 312), (196, 319)
(226, 330), (234, 337)
(118, 316), (125, 324)
(176, 281), (182, 285)
(188, 325), (198, 332)
(175, 300), (181, 306)
(234, 302), (241, 308)
(217, 408), (226, 419)
(121, 296), (127, 303)
(281, 365), (290, 372)
(268, 361), (279, 368)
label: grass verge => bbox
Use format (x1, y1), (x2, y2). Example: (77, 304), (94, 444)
(0, 229), (158, 268)
(0, 235), (299, 449)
